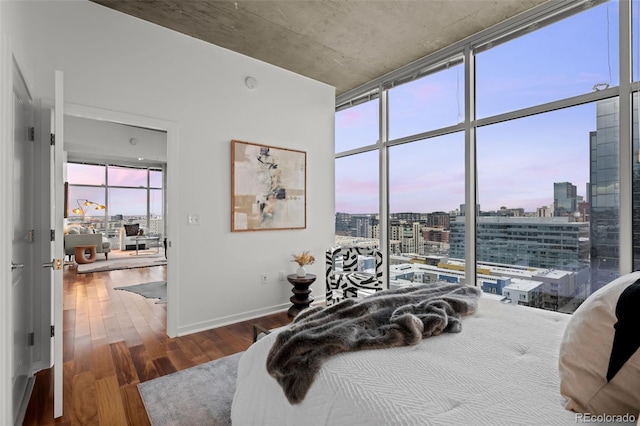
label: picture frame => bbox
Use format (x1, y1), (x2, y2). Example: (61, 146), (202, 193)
(231, 140), (306, 232)
(64, 181), (69, 218)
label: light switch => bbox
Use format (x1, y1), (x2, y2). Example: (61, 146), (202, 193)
(187, 214), (200, 226)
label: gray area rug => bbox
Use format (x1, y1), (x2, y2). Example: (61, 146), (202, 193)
(77, 256), (167, 274)
(138, 352), (242, 426)
(114, 281), (167, 303)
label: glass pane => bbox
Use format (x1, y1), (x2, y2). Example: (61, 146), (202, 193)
(108, 165), (148, 187)
(476, 1), (619, 118)
(388, 63), (464, 140)
(335, 99), (379, 153)
(632, 93), (640, 270)
(67, 185), (106, 229)
(388, 133), (464, 273)
(150, 169), (163, 188)
(108, 188), (148, 228)
(67, 163), (105, 186)
(149, 188), (164, 237)
(476, 101), (619, 313)
(335, 151), (379, 248)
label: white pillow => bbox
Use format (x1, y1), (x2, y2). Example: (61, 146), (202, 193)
(559, 271), (640, 417)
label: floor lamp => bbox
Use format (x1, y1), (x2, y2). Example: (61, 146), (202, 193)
(72, 199), (106, 223)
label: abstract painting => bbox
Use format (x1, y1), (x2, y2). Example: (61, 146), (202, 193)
(231, 140), (306, 231)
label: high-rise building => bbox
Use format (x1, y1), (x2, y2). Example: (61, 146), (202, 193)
(553, 182), (577, 217)
(335, 212), (353, 236)
(450, 216), (589, 273)
(355, 216), (371, 238)
(589, 98), (626, 292)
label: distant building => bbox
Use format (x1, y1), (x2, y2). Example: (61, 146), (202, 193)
(536, 206), (552, 217)
(503, 280), (545, 308)
(423, 227), (450, 244)
(427, 212), (450, 229)
(388, 256), (580, 313)
(449, 216), (589, 273)
(554, 182), (577, 217)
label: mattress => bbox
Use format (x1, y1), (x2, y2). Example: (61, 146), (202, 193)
(232, 295), (580, 426)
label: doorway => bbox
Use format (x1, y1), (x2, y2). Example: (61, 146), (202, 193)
(61, 104), (177, 335)
(62, 112), (171, 319)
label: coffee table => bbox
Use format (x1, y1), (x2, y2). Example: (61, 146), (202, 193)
(129, 236), (160, 256)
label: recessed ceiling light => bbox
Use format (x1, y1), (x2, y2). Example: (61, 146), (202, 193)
(138, 157), (144, 161)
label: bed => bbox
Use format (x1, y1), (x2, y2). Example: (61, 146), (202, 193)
(232, 278), (640, 426)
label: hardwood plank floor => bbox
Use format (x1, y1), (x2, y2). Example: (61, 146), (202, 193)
(23, 263), (292, 425)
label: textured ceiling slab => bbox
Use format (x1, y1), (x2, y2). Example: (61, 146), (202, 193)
(90, 0), (548, 96)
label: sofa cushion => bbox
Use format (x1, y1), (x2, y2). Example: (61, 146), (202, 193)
(558, 271), (640, 416)
(124, 223), (140, 236)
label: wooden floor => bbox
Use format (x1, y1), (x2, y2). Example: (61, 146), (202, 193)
(22, 263), (292, 425)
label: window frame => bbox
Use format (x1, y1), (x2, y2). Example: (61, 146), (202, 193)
(335, 0), (637, 286)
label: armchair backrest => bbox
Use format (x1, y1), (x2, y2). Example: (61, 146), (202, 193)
(325, 246), (384, 305)
(326, 246), (383, 278)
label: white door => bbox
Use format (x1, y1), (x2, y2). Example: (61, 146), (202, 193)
(50, 70), (65, 418)
(11, 59), (35, 425)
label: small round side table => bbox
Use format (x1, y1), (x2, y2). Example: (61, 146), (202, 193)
(287, 273), (316, 318)
(74, 244), (97, 264)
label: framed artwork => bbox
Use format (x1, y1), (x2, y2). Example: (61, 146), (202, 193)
(64, 182), (69, 218)
(231, 140), (306, 232)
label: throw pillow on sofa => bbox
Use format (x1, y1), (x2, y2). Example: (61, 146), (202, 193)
(124, 223), (140, 236)
(559, 271), (640, 417)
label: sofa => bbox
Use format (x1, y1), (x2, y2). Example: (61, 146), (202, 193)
(64, 232), (111, 260)
(119, 223), (148, 251)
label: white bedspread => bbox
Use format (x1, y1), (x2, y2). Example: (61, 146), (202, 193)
(232, 295), (579, 425)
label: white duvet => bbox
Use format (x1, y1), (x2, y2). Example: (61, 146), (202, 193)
(232, 295), (580, 426)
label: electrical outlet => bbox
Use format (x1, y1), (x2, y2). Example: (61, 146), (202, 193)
(187, 214), (200, 226)
(278, 271), (285, 282)
(261, 273), (268, 285)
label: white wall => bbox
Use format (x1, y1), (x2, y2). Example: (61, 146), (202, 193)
(7, 0), (335, 336)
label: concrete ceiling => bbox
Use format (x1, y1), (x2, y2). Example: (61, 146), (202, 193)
(90, 0), (548, 97)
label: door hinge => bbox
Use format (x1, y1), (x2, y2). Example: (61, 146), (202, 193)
(27, 332), (35, 347)
(50, 326), (55, 338)
(50, 133), (55, 145)
(50, 229), (55, 241)
(28, 127), (35, 141)
(28, 229), (35, 243)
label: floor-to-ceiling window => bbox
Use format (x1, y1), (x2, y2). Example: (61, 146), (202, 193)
(67, 162), (165, 249)
(335, 0), (635, 313)
(335, 97), (380, 249)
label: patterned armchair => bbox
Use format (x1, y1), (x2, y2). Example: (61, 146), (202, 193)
(325, 246), (384, 306)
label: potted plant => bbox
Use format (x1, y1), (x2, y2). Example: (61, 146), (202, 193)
(292, 251), (315, 277)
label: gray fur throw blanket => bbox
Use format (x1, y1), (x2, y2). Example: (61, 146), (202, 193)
(266, 282), (482, 404)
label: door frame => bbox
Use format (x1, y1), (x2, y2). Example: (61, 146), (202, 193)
(61, 103), (179, 336)
(0, 34), (13, 426)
